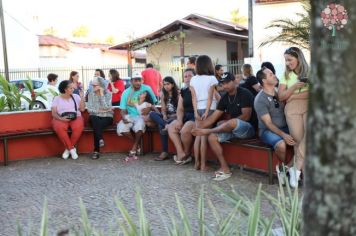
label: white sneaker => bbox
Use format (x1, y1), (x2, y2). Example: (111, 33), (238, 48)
(70, 148), (78, 160)
(276, 165), (287, 185)
(62, 149), (70, 159)
(289, 167), (301, 188)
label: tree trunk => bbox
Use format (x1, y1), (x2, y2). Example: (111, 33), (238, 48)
(303, 1), (356, 235)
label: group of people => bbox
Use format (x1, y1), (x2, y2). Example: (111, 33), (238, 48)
(48, 47), (308, 186)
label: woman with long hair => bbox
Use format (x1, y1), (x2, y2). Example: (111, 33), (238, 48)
(278, 46), (309, 188)
(240, 64), (261, 96)
(149, 76), (179, 161)
(108, 69), (125, 106)
(69, 71), (83, 95)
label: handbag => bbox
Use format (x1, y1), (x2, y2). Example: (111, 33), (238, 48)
(61, 95), (77, 120)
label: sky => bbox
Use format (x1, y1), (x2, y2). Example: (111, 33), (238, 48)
(3, 0), (248, 44)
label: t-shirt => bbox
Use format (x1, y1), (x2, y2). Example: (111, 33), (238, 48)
(180, 87), (194, 113)
(141, 68), (162, 96)
(254, 91), (287, 132)
(240, 76), (259, 97)
(120, 84), (157, 117)
(52, 94), (82, 117)
(108, 80), (125, 103)
(190, 75), (218, 110)
(166, 96), (177, 115)
(217, 87), (254, 122)
(279, 71), (309, 94)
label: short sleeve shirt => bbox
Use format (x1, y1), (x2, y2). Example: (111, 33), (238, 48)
(52, 94), (82, 117)
(240, 76), (259, 97)
(279, 71), (309, 94)
(120, 84), (157, 117)
(190, 75), (218, 110)
(254, 91), (287, 131)
(217, 87), (254, 121)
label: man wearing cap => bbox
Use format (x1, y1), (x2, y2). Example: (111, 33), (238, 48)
(192, 72), (255, 181)
(117, 71), (157, 159)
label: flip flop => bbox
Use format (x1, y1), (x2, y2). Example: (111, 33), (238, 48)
(212, 171), (232, 181)
(178, 156), (192, 165)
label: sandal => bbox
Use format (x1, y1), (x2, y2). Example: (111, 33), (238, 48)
(178, 156), (192, 165)
(212, 171), (232, 181)
(125, 150), (138, 162)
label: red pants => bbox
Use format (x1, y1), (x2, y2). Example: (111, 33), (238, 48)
(52, 117), (84, 150)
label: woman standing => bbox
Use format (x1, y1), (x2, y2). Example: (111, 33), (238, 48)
(108, 69), (125, 106)
(51, 80), (85, 160)
(149, 76), (179, 161)
(240, 64), (261, 96)
(69, 71), (83, 95)
(278, 46), (309, 188)
(168, 68), (196, 164)
(86, 77), (113, 159)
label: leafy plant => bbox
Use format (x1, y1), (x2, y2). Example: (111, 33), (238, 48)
(259, 0), (311, 50)
(22, 78), (48, 110)
(0, 76), (25, 111)
(16, 183), (302, 235)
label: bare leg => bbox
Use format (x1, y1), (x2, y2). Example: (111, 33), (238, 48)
(192, 119), (236, 136)
(132, 131), (143, 152)
(168, 120), (186, 160)
(200, 135), (211, 171)
(180, 121), (195, 158)
(194, 136), (201, 170)
(122, 132), (134, 141)
(274, 140), (287, 164)
(208, 133), (230, 173)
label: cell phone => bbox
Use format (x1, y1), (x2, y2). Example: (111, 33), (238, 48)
(300, 77), (309, 83)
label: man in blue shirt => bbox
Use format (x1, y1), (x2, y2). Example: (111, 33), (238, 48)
(117, 71), (157, 160)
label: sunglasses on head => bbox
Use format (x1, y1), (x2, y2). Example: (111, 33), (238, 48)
(272, 96), (279, 108)
(285, 47), (298, 57)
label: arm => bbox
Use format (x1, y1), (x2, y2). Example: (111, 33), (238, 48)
(160, 93), (168, 120)
(278, 83), (305, 102)
(85, 92), (97, 113)
(190, 86), (200, 120)
(51, 106), (70, 122)
(99, 92), (112, 111)
(110, 82), (119, 93)
(260, 114), (295, 145)
(213, 86), (221, 101)
(79, 91), (85, 112)
(237, 107), (252, 122)
(204, 85), (215, 118)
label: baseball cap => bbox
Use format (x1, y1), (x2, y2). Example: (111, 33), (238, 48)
(131, 71), (142, 79)
(218, 72), (235, 83)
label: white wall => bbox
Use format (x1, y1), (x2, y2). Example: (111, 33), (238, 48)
(0, 14), (39, 69)
(247, 2), (310, 78)
(147, 30), (227, 65)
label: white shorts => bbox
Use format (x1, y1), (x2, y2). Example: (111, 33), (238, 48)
(117, 116), (146, 135)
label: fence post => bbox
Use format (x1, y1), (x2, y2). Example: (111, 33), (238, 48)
(37, 68), (41, 78)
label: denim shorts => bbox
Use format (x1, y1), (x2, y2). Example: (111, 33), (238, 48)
(217, 119), (255, 143)
(259, 126), (289, 149)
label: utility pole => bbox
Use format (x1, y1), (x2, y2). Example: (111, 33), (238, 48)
(0, 0), (9, 81)
(248, 0), (254, 57)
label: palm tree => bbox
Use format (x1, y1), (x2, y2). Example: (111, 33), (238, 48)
(259, 1), (310, 50)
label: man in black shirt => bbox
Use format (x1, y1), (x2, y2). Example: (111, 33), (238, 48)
(192, 72), (255, 181)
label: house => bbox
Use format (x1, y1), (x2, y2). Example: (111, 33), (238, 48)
(248, 0), (308, 78)
(38, 35), (146, 68)
(110, 13), (248, 79)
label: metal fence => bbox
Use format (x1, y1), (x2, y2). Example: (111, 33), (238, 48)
(0, 60), (244, 89)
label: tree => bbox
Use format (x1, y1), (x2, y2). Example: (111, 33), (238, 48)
(259, 0), (310, 49)
(230, 8), (248, 25)
(303, 1), (356, 235)
(72, 25), (89, 38)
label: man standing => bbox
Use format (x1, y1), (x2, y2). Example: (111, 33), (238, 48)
(254, 67), (296, 185)
(117, 71), (157, 160)
(141, 63), (162, 99)
(192, 72), (255, 181)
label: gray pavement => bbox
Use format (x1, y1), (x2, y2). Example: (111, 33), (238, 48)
(0, 153), (281, 235)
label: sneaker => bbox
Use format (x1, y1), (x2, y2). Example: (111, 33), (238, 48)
(288, 167), (301, 188)
(92, 152), (100, 159)
(276, 164), (287, 186)
(62, 149), (70, 160)
(70, 148), (78, 160)
(99, 139), (105, 148)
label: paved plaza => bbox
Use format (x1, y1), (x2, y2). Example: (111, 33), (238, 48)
(0, 153), (281, 235)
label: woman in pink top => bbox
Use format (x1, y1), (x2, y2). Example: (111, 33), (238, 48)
(51, 80), (85, 160)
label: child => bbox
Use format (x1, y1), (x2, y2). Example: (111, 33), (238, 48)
(190, 55), (220, 171)
(125, 91), (153, 123)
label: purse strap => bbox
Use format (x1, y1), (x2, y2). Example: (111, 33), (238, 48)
(70, 95), (77, 111)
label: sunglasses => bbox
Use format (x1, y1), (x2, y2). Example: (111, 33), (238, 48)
(285, 47), (298, 57)
(272, 96), (279, 108)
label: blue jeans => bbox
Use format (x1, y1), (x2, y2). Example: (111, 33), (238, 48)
(149, 112), (174, 152)
(260, 126), (289, 149)
(217, 119), (255, 143)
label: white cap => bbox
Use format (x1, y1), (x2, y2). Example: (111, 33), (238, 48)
(131, 71), (142, 79)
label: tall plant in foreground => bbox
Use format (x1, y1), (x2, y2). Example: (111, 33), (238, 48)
(17, 183), (301, 235)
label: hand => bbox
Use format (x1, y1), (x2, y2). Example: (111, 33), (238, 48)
(175, 121), (183, 131)
(195, 119), (203, 128)
(201, 112), (209, 120)
(282, 133), (296, 146)
(293, 82), (306, 90)
(61, 116), (71, 122)
(141, 107), (151, 115)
